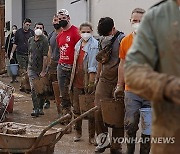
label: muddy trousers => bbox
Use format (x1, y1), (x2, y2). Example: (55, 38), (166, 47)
(28, 69), (44, 110)
(124, 91), (151, 154)
(57, 64), (72, 122)
(72, 87), (95, 138)
(95, 78), (124, 150)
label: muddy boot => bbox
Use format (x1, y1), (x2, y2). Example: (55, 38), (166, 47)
(126, 133), (136, 154)
(88, 117), (96, 145)
(74, 130), (82, 142)
(111, 127), (124, 154)
(44, 100), (50, 109)
(31, 109), (39, 117)
(95, 110), (109, 153)
(140, 134), (151, 154)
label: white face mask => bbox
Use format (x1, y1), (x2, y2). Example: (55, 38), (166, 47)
(81, 33), (92, 41)
(132, 23), (140, 33)
(12, 29), (17, 34)
(35, 29), (43, 36)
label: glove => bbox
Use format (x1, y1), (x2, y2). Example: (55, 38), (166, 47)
(87, 81), (95, 94)
(164, 77), (180, 105)
(114, 85), (124, 100)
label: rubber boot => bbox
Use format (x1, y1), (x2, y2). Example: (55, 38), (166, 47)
(126, 133), (136, 154)
(140, 134), (151, 154)
(88, 117), (96, 145)
(111, 127), (124, 154)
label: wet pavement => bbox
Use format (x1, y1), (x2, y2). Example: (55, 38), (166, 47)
(0, 74), (141, 154)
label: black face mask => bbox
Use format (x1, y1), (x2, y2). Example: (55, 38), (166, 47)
(59, 20), (68, 28)
(53, 23), (61, 30)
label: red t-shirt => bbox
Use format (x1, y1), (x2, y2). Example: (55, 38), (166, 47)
(56, 25), (80, 65)
(73, 46), (85, 89)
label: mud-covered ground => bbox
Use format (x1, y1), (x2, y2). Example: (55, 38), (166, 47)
(0, 74), (141, 154)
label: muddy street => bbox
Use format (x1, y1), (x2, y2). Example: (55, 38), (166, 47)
(0, 74), (140, 154)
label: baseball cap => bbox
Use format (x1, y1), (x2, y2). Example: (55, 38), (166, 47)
(58, 9), (69, 16)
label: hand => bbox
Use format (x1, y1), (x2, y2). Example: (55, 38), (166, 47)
(10, 52), (14, 59)
(114, 85), (124, 100)
(87, 81), (95, 94)
(40, 71), (46, 77)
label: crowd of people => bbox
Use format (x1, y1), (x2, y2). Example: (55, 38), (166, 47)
(4, 0), (180, 153)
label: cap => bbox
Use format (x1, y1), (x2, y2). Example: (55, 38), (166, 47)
(58, 9), (69, 16)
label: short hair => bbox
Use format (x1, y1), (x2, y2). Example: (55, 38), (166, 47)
(12, 25), (17, 29)
(34, 22), (44, 30)
(131, 8), (145, 15)
(79, 22), (93, 31)
(23, 18), (32, 24)
(97, 17), (114, 36)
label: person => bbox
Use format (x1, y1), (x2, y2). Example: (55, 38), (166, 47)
(124, 0), (180, 154)
(94, 17), (125, 153)
(5, 25), (18, 83)
(10, 18), (34, 91)
(114, 8), (151, 154)
(44, 13), (62, 110)
(56, 9), (80, 126)
(27, 22), (49, 117)
(69, 22), (98, 144)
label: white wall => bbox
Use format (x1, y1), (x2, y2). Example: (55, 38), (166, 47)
(5, 0), (22, 36)
(91, 0), (160, 35)
(57, 0), (87, 27)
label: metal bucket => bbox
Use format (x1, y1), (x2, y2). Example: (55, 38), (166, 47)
(52, 81), (61, 114)
(79, 94), (95, 118)
(101, 98), (125, 128)
(140, 108), (152, 135)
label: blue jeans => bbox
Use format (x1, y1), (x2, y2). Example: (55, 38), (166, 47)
(57, 64), (72, 109)
(124, 91), (151, 136)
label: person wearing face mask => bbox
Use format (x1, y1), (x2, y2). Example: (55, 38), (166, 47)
(114, 8), (151, 154)
(43, 14), (62, 110)
(56, 9), (80, 129)
(94, 17), (125, 154)
(69, 22), (98, 143)
(5, 25), (18, 83)
(27, 22), (49, 117)
(10, 18), (34, 91)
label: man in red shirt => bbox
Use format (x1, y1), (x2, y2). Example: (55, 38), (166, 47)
(56, 9), (80, 127)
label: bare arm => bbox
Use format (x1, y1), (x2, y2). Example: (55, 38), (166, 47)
(117, 59), (125, 87)
(40, 56), (48, 77)
(47, 46), (52, 65)
(10, 44), (17, 59)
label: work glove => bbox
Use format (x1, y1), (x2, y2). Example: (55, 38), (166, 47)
(164, 77), (180, 105)
(114, 85), (124, 101)
(87, 81), (96, 94)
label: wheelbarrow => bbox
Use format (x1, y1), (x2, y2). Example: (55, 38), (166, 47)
(0, 106), (98, 154)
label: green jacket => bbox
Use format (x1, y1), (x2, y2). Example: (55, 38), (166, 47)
(125, 0), (180, 153)
(28, 35), (49, 73)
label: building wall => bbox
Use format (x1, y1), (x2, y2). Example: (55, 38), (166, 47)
(5, 0), (22, 36)
(57, 0), (87, 27)
(91, 0), (160, 35)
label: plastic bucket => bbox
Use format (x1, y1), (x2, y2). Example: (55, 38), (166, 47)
(140, 108), (152, 135)
(101, 98), (125, 128)
(52, 81), (61, 114)
(6, 65), (12, 76)
(7, 95), (14, 113)
(79, 94), (95, 119)
(9, 64), (18, 76)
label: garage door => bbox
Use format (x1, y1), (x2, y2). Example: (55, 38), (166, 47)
(25, 0), (56, 34)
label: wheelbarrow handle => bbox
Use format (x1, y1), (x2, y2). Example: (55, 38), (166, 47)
(28, 114), (71, 152)
(50, 106), (98, 147)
